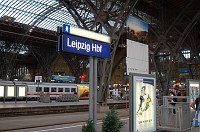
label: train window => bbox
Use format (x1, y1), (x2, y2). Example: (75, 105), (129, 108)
(65, 88), (70, 92)
(58, 88), (63, 92)
(51, 87), (57, 92)
(44, 87), (49, 92)
(71, 88), (76, 93)
(36, 87), (42, 92)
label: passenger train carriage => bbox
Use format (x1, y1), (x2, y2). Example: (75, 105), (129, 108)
(0, 80), (89, 101)
(27, 82), (79, 100)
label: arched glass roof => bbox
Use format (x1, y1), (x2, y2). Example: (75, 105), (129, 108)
(0, 0), (78, 31)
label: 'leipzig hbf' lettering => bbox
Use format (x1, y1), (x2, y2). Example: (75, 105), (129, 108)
(92, 44), (102, 53)
(67, 38), (102, 53)
(67, 38), (90, 52)
(62, 34), (110, 58)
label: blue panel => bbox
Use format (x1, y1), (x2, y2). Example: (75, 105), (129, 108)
(180, 69), (196, 73)
(61, 34), (111, 58)
(51, 75), (75, 82)
(180, 69), (188, 73)
(143, 79), (154, 86)
(63, 24), (70, 33)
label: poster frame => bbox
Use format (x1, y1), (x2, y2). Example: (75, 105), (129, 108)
(18, 86), (26, 97)
(186, 79), (200, 103)
(0, 86), (4, 97)
(129, 73), (156, 132)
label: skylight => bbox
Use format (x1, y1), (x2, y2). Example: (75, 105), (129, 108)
(0, 0), (77, 31)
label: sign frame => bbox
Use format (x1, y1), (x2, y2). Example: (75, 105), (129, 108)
(61, 33), (111, 58)
(186, 79), (200, 103)
(129, 73), (156, 132)
(63, 24), (111, 44)
(0, 86), (4, 97)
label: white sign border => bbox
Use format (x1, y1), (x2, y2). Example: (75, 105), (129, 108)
(129, 73), (156, 132)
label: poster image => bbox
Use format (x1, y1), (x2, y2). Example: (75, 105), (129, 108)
(126, 16), (148, 44)
(133, 76), (156, 132)
(0, 86), (4, 97)
(18, 86), (26, 97)
(7, 86), (15, 97)
(188, 81), (199, 103)
(78, 85), (89, 99)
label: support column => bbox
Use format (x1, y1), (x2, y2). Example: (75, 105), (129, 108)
(89, 56), (97, 131)
(89, 56), (93, 120)
(93, 57), (97, 130)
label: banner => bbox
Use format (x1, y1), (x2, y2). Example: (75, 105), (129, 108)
(126, 39), (149, 74)
(126, 16), (148, 44)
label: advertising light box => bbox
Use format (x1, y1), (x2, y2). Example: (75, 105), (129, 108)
(62, 34), (110, 59)
(7, 86), (15, 97)
(78, 85), (89, 99)
(18, 86), (26, 97)
(129, 73), (156, 132)
(0, 86), (4, 97)
(187, 80), (200, 103)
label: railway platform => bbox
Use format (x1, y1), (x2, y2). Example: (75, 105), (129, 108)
(1, 108), (129, 131)
(0, 99), (128, 131)
(0, 108), (199, 132)
(0, 99), (128, 117)
(0, 100), (199, 131)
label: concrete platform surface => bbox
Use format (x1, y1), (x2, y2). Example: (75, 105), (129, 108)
(0, 109), (129, 131)
(0, 99), (127, 108)
(0, 108), (199, 132)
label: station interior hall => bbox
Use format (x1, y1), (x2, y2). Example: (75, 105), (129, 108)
(1, 0), (200, 132)
(0, 0), (200, 98)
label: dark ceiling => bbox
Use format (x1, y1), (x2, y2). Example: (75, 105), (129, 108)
(0, 0), (200, 71)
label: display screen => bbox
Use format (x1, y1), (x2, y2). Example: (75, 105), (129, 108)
(133, 76), (156, 132)
(0, 86), (4, 97)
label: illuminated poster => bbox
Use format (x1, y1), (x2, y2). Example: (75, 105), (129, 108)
(78, 85), (89, 99)
(188, 80), (199, 103)
(7, 86), (14, 97)
(0, 86), (4, 97)
(133, 75), (156, 132)
(18, 86), (26, 97)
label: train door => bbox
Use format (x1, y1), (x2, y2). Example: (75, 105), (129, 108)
(27, 85), (38, 99)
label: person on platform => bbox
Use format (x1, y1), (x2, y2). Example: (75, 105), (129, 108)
(169, 91), (177, 114)
(190, 94), (200, 111)
(190, 94), (200, 126)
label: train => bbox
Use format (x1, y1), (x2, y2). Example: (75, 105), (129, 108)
(0, 80), (89, 101)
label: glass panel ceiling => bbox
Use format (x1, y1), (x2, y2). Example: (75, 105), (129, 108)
(0, 0), (78, 31)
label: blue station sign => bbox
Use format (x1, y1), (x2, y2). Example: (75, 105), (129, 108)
(61, 33), (111, 59)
